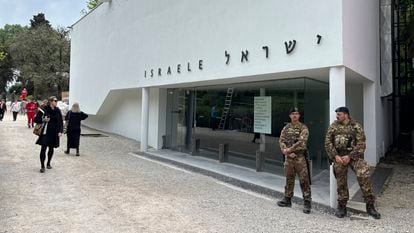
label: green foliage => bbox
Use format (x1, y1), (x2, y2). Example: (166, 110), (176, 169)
(8, 83), (23, 99)
(4, 14), (70, 100)
(0, 51), (6, 61)
(87, 0), (102, 10)
(0, 50), (14, 96)
(1, 14), (71, 100)
(0, 24), (25, 45)
(0, 24), (24, 97)
(30, 13), (51, 28)
(81, 0), (102, 14)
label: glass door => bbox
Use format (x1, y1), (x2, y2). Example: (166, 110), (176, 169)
(166, 89), (195, 152)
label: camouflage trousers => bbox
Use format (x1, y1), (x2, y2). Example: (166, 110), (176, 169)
(333, 158), (375, 204)
(283, 155), (311, 201)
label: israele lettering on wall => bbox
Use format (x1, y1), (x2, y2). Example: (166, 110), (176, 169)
(144, 35), (323, 79)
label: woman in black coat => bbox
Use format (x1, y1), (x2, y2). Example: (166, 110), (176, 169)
(34, 97), (63, 173)
(64, 102), (88, 156)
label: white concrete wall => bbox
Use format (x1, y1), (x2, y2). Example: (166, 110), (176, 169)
(342, 0), (391, 165)
(363, 79), (392, 166)
(148, 88), (168, 149)
(70, 0), (343, 115)
(70, 0), (391, 161)
(82, 88), (166, 149)
(342, 0), (380, 82)
(363, 81), (378, 165)
(83, 89), (142, 141)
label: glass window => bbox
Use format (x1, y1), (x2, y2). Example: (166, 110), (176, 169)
(166, 78), (329, 175)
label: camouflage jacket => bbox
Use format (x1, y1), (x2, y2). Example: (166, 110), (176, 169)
(324, 119), (366, 161)
(279, 122), (309, 155)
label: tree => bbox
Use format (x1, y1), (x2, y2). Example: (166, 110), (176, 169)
(30, 13), (51, 28)
(0, 50), (6, 61)
(0, 24), (25, 98)
(8, 14), (70, 100)
(7, 82), (23, 101)
(0, 24), (25, 44)
(0, 50), (14, 98)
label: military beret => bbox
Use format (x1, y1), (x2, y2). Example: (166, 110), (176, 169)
(335, 106), (350, 114)
(289, 107), (300, 114)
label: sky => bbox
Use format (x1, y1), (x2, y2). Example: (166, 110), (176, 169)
(0, 0), (87, 29)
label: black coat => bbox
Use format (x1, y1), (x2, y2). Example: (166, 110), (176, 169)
(35, 106), (64, 148)
(65, 111), (88, 148)
(0, 103), (6, 113)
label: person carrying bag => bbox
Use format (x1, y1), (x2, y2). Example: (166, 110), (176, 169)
(34, 97), (63, 173)
(33, 108), (45, 136)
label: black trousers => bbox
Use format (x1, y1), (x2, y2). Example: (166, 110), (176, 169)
(39, 145), (54, 168)
(12, 111), (18, 121)
(66, 140), (79, 154)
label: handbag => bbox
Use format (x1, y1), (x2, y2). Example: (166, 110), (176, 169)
(64, 111), (71, 134)
(33, 123), (43, 136)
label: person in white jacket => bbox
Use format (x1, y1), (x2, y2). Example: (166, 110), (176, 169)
(10, 100), (21, 121)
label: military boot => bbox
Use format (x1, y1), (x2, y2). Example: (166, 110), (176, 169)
(366, 203), (381, 219)
(277, 197), (292, 207)
(303, 200), (311, 214)
(335, 203), (347, 218)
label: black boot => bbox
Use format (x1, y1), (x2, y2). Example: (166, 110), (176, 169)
(303, 200), (311, 214)
(277, 197), (292, 207)
(335, 203), (347, 218)
(366, 203), (381, 219)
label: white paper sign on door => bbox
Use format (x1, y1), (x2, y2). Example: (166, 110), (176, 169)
(254, 96), (272, 134)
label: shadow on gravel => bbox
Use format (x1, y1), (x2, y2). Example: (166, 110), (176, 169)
(376, 149), (414, 196)
(351, 150), (414, 202)
(380, 149), (414, 166)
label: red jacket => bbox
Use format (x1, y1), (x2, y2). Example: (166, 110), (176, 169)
(25, 102), (37, 113)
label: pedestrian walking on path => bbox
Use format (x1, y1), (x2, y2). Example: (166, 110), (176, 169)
(277, 107), (312, 214)
(20, 100), (27, 115)
(25, 99), (38, 128)
(34, 96), (63, 173)
(0, 99), (6, 121)
(10, 100), (21, 121)
(325, 106), (381, 219)
(64, 102), (88, 156)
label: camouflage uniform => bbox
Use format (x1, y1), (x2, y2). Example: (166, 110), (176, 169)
(325, 120), (375, 205)
(279, 122), (311, 201)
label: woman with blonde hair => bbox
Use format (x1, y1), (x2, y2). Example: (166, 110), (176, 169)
(64, 102), (88, 156)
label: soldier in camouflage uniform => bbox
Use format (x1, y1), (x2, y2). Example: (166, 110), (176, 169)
(277, 107), (312, 214)
(325, 107), (381, 219)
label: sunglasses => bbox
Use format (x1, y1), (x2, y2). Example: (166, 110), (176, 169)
(52, 99), (58, 102)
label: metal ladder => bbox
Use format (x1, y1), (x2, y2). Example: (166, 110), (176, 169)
(218, 87), (234, 130)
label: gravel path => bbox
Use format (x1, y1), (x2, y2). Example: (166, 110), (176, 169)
(0, 113), (413, 233)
